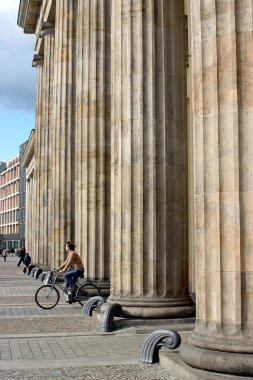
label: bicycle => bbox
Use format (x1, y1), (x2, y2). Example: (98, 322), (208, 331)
(35, 270), (101, 309)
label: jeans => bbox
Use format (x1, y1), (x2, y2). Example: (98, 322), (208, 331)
(17, 257), (25, 266)
(64, 269), (84, 290)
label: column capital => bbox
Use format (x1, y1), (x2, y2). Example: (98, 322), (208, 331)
(40, 28), (55, 38)
(40, 22), (55, 38)
(32, 54), (44, 68)
(41, 21), (53, 29)
(27, 170), (34, 181)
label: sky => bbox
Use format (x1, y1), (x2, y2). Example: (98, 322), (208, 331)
(0, 0), (36, 162)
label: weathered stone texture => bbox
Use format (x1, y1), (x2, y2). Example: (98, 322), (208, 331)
(19, 0), (253, 376)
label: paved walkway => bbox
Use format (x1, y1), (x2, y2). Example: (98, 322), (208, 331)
(0, 257), (184, 379)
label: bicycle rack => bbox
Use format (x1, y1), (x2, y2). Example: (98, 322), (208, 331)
(30, 267), (38, 277)
(139, 329), (181, 364)
(38, 271), (48, 282)
(34, 268), (43, 279)
(100, 303), (123, 332)
(82, 296), (105, 317)
(44, 270), (53, 284)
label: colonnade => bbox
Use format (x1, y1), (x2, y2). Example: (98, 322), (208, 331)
(18, 0), (253, 376)
(23, 0), (193, 316)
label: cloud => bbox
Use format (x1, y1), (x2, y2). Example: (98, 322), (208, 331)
(0, 0), (36, 112)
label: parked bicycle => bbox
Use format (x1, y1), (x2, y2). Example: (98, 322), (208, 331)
(35, 270), (100, 309)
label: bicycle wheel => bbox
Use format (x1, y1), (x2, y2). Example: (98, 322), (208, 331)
(35, 285), (60, 309)
(76, 283), (100, 306)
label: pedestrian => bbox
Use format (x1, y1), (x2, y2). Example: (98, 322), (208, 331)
(23, 252), (31, 274)
(2, 248), (8, 262)
(17, 246), (26, 266)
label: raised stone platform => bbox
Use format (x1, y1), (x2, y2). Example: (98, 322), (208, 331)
(159, 348), (253, 380)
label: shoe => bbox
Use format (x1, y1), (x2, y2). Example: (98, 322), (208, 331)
(67, 289), (77, 304)
(66, 296), (75, 304)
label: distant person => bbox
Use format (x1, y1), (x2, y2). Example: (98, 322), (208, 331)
(2, 248), (8, 262)
(24, 252), (31, 265)
(23, 252), (31, 274)
(17, 246), (26, 266)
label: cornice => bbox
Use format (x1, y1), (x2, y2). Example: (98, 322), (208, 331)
(17, 0), (42, 34)
(22, 129), (35, 167)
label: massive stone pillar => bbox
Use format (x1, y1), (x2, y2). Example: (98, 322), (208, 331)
(75, 0), (111, 283)
(32, 55), (44, 265)
(40, 26), (55, 268)
(26, 172), (34, 255)
(22, 129), (35, 257)
(51, 0), (77, 268)
(180, 0), (253, 376)
(109, 0), (194, 317)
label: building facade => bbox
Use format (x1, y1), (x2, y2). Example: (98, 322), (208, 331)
(18, 0), (253, 377)
(0, 156), (20, 250)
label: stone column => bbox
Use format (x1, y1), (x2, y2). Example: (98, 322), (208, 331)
(109, 0), (194, 317)
(25, 172), (34, 255)
(50, 0), (77, 268)
(75, 0), (111, 283)
(40, 26), (55, 268)
(32, 55), (44, 266)
(180, 0), (253, 376)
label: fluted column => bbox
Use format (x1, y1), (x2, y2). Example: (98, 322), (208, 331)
(181, 0), (253, 376)
(51, 0), (77, 268)
(40, 27), (55, 268)
(75, 0), (111, 283)
(25, 173), (34, 254)
(32, 56), (44, 265)
(109, 0), (194, 318)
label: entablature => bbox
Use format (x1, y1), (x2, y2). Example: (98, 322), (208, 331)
(22, 129), (35, 168)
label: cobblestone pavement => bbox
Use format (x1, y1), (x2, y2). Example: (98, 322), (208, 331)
(0, 257), (182, 379)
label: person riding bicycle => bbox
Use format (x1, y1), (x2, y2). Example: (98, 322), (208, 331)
(56, 241), (85, 303)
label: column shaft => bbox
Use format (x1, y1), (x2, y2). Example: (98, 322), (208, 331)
(109, 0), (193, 318)
(75, 0), (111, 282)
(181, 0), (253, 376)
(51, 0), (77, 268)
(41, 29), (55, 268)
(33, 60), (44, 265)
(25, 175), (33, 255)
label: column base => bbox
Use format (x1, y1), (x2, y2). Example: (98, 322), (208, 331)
(93, 279), (110, 297)
(107, 296), (195, 318)
(180, 343), (253, 377)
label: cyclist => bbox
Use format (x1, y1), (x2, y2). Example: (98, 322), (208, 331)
(56, 241), (85, 303)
